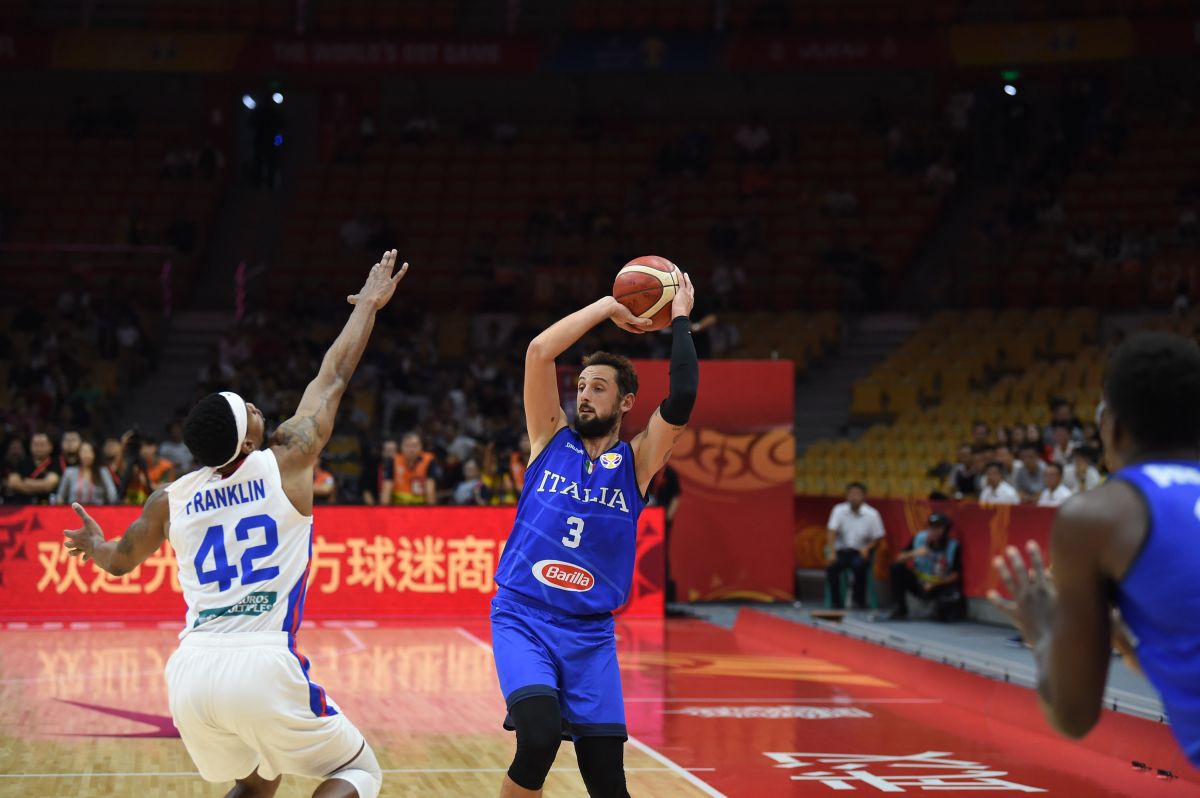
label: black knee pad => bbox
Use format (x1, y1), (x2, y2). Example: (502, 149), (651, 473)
(507, 695), (563, 790)
(575, 736), (630, 798)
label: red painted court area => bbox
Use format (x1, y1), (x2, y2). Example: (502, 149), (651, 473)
(601, 610), (1200, 797)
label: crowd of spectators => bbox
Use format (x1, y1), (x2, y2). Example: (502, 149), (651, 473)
(942, 399), (1104, 507)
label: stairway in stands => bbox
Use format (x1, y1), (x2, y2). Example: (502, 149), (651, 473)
(113, 311), (231, 435)
(794, 313), (918, 453)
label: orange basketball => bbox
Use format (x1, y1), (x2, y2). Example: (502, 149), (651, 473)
(613, 255), (680, 332)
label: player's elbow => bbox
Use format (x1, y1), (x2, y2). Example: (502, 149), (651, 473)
(526, 338), (549, 363)
(107, 562), (133, 577)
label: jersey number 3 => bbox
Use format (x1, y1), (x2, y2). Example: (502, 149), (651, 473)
(561, 516), (585, 549)
(194, 514), (281, 592)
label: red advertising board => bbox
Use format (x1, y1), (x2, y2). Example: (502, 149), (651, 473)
(241, 37), (541, 72)
(795, 495), (1056, 598)
(726, 31), (947, 70)
(0, 506), (664, 622)
(626, 360), (796, 602)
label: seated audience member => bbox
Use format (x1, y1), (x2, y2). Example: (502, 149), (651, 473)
(5, 433), (61, 505)
(56, 441), (118, 505)
(159, 420), (195, 474)
(825, 482), (886, 610)
(948, 444), (980, 498)
(382, 432), (439, 505)
(888, 512), (964, 621)
(453, 459), (490, 506)
(980, 462), (1021, 505)
(1013, 444), (1047, 503)
(1063, 447), (1103, 493)
(1048, 420), (1076, 464)
(1037, 461), (1074, 507)
(314, 456), (337, 504)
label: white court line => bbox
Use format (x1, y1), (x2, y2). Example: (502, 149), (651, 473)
(624, 697), (944, 704)
(340, 628), (368, 653)
(455, 627), (727, 798)
(0, 767), (714, 778)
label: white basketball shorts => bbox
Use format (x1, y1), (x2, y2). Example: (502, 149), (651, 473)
(165, 631), (364, 783)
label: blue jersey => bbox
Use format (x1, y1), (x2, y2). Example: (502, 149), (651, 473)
(494, 426), (646, 616)
(1112, 461), (1200, 766)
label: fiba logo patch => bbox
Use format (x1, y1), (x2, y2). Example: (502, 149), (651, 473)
(599, 452), (623, 470)
(532, 560), (594, 592)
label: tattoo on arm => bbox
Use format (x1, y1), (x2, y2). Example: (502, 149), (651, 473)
(274, 415), (321, 456)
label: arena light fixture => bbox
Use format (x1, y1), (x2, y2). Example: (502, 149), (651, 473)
(1003, 84), (1018, 97)
(242, 94), (257, 110)
(272, 92), (284, 105)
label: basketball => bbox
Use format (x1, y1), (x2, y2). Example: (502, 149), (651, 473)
(613, 255), (680, 331)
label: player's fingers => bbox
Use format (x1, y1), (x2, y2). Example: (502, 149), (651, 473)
(1005, 545), (1029, 588)
(71, 502), (91, 522)
(391, 262), (409, 283)
(993, 555), (1019, 597)
(1027, 541), (1048, 582)
(347, 294), (358, 304)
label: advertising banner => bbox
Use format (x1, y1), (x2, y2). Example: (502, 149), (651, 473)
(548, 33), (721, 72)
(627, 360), (796, 602)
(50, 30), (248, 72)
(795, 495), (1056, 598)
(727, 31), (947, 70)
(242, 37), (540, 72)
(0, 506), (664, 622)
(949, 17), (1134, 65)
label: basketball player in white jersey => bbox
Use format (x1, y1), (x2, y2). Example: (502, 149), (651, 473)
(63, 250), (408, 798)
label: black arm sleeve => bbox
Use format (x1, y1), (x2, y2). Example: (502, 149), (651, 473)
(659, 317), (699, 426)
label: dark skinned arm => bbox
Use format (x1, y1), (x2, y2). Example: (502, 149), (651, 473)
(63, 490), (168, 577)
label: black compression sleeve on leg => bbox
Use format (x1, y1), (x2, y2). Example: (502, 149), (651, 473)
(659, 316), (699, 426)
(575, 736), (630, 798)
(507, 695), (563, 790)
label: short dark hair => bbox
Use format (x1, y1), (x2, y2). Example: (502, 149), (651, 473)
(580, 351), (638, 397)
(1018, 443), (1040, 456)
(984, 461), (1004, 474)
(1051, 420), (1072, 431)
(1046, 461), (1064, 476)
(1105, 332), (1200, 452)
(846, 481), (867, 493)
(183, 393), (240, 468)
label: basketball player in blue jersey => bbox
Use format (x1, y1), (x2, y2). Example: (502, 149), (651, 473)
(62, 251), (408, 798)
(491, 274), (698, 797)
(992, 332), (1200, 767)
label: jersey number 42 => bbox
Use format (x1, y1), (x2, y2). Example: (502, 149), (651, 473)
(194, 514), (280, 592)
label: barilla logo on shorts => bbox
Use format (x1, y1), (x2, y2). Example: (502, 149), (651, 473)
(598, 452), (623, 469)
(532, 560), (595, 592)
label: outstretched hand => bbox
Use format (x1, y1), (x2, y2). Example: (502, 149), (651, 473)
(988, 541), (1057, 648)
(63, 503), (104, 563)
(347, 249), (409, 309)
(671, 270), (695, 319)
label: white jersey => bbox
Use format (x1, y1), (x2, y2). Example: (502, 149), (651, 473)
(166, 449), (313, 639)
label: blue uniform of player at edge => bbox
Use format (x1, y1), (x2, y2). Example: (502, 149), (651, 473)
(490, 272), (698, 798)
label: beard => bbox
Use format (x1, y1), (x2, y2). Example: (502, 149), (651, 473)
(573, 406), (620, 439)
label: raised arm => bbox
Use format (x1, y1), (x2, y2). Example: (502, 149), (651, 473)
(64, 492), (168, 576)
(632, 272), (697, 496)
(271, 250), (408, 476)
(524, 296), (651, 461)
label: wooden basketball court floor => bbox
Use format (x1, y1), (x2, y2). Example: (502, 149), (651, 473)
(2, 610), (1198, 797)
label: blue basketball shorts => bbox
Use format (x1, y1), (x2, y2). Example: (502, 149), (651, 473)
(489, 587), (627, 740)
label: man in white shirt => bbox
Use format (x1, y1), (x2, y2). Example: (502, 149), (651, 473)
(1037, 462), (1074, 507)
(1063, 448), (1102, 493)
(980, 462), (1021, 505)
(825, 482), (886, 609)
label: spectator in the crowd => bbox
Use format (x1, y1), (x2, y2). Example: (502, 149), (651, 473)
(995, 445), (1019, 484)
(59, 429), (83, 471)
(1, 438), (29, 504)
(824, 482), (886, 610)
(1014, 444), (1047, 503)
(510, 432), (531, 495)
(1048, 421), (1075, 465)
(1010, 425), (1028, 448)
(381, 432), (438, 505)
(480, 443), (518, 506)
(1025, 422), (1043, 449)
(971, 421), (990, 446)
(887, 512), (963, 621)
(314, 456), (337, 505)
(1064, 447), (1103, 493)
(453, 459), (489, 506)
(159, 420), (194, 474)
(1045, 400), (1083, 443)
(980, 462), (1020, 505)
(124, 436), (176, 504)
(4, 432), (61, 505)
(1037, 461), (1073, 507)
(56, 441), (118, 506)
(949, 444), (980, 498)
(101, 435), (128, 497)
